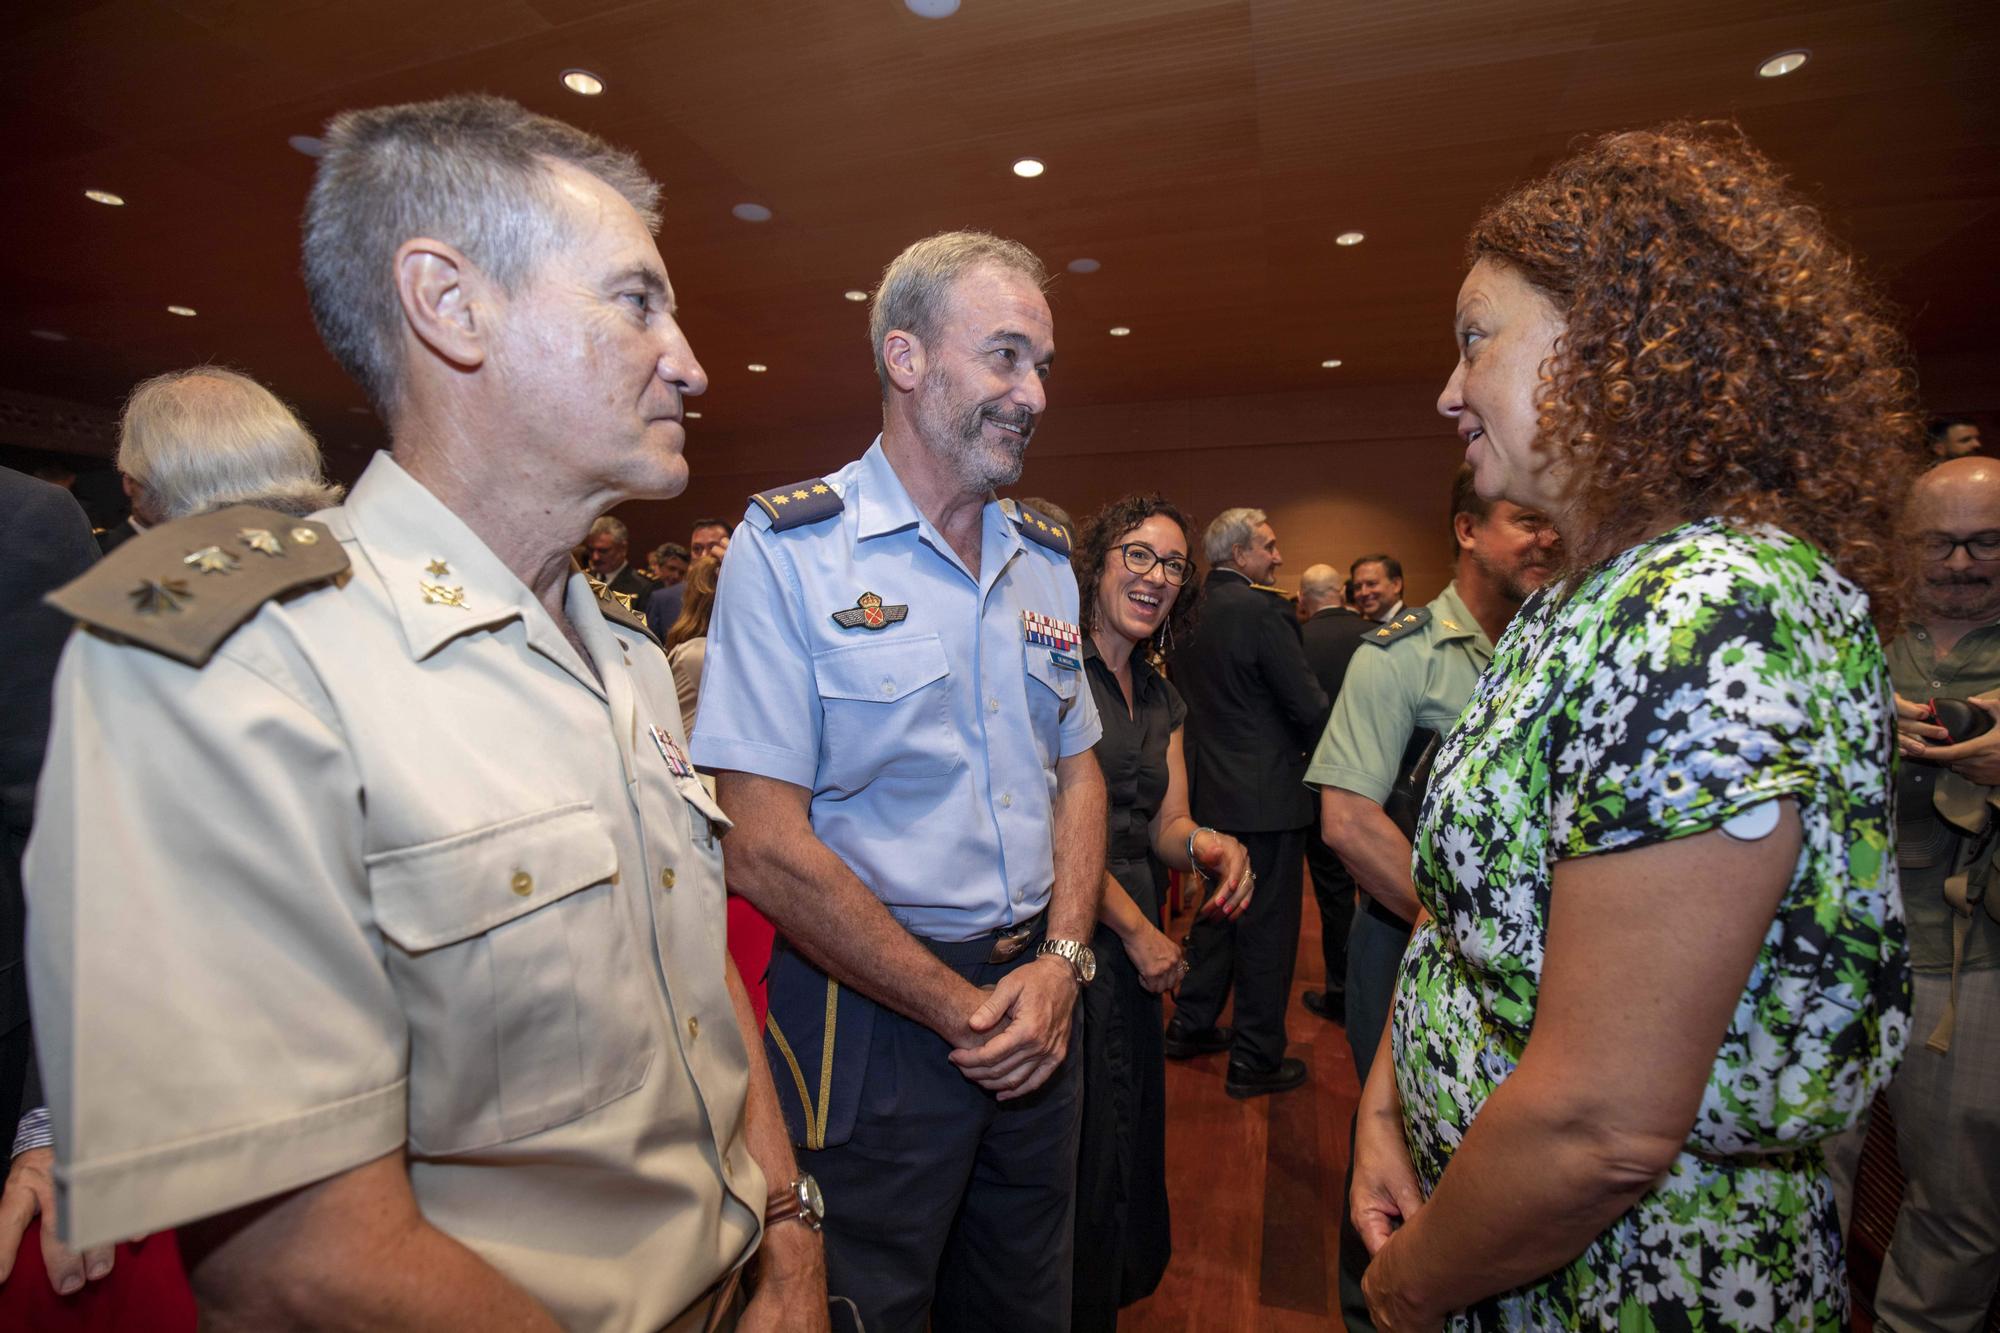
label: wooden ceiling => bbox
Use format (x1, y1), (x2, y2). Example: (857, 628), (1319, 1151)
(4, 0), (1997, 476)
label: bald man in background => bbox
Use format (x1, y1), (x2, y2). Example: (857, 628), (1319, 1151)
(1868, 456), (2000, 1330)
(1296, 564), (1368, 1023)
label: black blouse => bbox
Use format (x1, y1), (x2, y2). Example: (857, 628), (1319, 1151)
(1083, 639), (1188, 867)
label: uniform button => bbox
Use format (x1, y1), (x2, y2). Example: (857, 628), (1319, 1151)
(661, 867), (676, 890)
(687, 1016), (700, 1041)
(988, 697), (1001, 713)
(1933, 681), (1944, 688)
(1000, 793), (1014, 808)
(880, 679), (895, 697)
(510, 870), (534, 896)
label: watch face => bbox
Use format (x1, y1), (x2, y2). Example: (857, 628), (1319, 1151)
(1078, 947), (1097, 983)
(800, 1173), (824, 1219)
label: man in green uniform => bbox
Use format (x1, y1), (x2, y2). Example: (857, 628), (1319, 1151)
(1875, 456), (2000, 1331)
(1307, 466), (1556, 1333)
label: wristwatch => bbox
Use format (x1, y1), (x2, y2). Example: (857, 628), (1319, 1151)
(1036, 937), (1097, 986)
(765, 1173), (825, 1233)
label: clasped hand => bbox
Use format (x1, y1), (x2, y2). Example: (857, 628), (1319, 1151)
(1896, 692), (2000, 785)
(947, 957), (1076, 1100)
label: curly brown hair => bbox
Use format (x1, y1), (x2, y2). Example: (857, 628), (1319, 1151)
(1073, 494), (1202, 652)
(1468, 122), (1924, 631)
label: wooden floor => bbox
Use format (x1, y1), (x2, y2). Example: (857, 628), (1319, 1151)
(1122, 878), (1360, 1332)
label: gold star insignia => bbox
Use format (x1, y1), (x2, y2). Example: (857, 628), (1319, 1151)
(1053, 526), (1066, 540)
(792, 489), (810, 500)
(611, 590), (638, 612)
(290, 527), (319, 546)
(183, 545), (238, 574)
(811, 483), (831, 495)
(770, 492), (790, 505)
(1035, 519), (1049, 530)
(1377, 628), (1391, 637)
(238, 527), (284, 557)
(1441, 619), (1461, 631)
(426, 559), (451, 578)
(131, 577), (193, 614)
(419, 580), (468, 609)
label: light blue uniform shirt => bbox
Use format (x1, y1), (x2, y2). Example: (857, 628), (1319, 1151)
(693, 439), (1102, 942)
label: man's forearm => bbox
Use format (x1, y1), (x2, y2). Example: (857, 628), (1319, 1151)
(1321, 789), (1421, 923)
(1045, 753), (1108, 943)
(716, 774), (982, 1043)
(182, 1153), (559, 1333)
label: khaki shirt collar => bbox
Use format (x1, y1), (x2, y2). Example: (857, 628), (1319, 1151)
(1427, 580), (1493, 660)
(341, 453), (571, 666)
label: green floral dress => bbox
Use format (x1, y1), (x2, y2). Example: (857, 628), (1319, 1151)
(1396, 518), (1910, 1330)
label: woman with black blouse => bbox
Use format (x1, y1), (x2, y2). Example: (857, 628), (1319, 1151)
(1070, 495), (1253, 1329)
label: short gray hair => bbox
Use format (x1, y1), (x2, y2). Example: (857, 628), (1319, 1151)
(1203, 507), (1268, 566)
(118, 367), (344, 521)
(303, 94), (662, 417)
(869, 231), (1047, 394)
(588, 515), (629, 546)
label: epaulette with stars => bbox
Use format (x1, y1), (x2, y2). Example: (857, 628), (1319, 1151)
(751, 479), (842, 530)
(1362, 606), (1431, 648)
(999, 498), (1072, 558)
(45, 504), (348, 668)
(581, 570), (660, 641)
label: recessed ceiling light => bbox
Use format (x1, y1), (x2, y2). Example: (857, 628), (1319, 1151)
(731, 203), (773, 223)
(29, 329), (68, 342)
(686, 411), (702, 419)
(843, 290), (869, 302)
(561, 69), (605, 96)
(1067, 258), (1100, 274)
(747, 363), (768, 372)
(1335, 231), (1366, 246)
(1108, 326), (1131, 337)
(1758, 50), (1809, 78)
(166, 305), (198, 317)
(84, 189), (124, 207)
(1012, 158), (1046, 179)
(1320, 359), (1343, 368)
(288, 135), (326, 157)
(905, 0), (960, 15)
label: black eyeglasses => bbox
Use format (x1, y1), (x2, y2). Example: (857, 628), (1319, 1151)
(1116, 542), (1193, 586)
(1920, 532), (2000, 562)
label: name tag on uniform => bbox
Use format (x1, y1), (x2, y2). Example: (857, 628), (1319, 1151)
(1050, 651), (1081, 671)
(650, 724), (695, 778)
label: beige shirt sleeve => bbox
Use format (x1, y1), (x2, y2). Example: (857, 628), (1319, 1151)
(668, 636), (706, 737)
(25, 625), (407, 1249)
(1302, 638), (1423, 805)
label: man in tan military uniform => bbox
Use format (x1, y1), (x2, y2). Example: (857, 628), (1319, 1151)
(25, 95), (825, 1332)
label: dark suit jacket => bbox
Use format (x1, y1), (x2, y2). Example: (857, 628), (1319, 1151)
(96, 516), (140, 556)
(1, 468), (99, 1146)
(1174, 568), (1331, 832)
(1301, 606), (1372, 707)
(645, 581), (684, 641)
(606, 564), (657, 606)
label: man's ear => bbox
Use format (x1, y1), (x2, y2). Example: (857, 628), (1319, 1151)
(1454, 511), (1478, 552)
(882, 329), (924, 393)
(393, 238), (488, 372)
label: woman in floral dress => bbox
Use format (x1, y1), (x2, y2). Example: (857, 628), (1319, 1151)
(1351, 125), (1925, 1331)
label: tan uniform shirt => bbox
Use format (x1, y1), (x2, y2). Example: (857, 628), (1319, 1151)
(26, 454), (761, 1330)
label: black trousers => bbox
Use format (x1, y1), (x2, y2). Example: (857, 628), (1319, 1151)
(1171, 825), (1307, 1070)
(802, 943), (1082, 1333)
(1303, 834), (1355, 1002)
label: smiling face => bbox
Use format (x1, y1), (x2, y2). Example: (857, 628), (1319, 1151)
(1095, 513), (1189, 646)
(1438, 258), (1569, 513)
(1350, 561), (1401, 618)
(488, 159), (708, 502)
(911, 262), (1054, 492)
(1233, 522), (1282, 583)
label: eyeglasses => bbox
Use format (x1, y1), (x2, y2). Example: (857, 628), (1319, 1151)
(1116, 542), (1193, 586)
(1920, 532), (2000, 562)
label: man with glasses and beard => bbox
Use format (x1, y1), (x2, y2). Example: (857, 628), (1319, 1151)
(1310, 464), (1556, 1333)
(694, 231), (1108, 1333)
(1860, 455), (2000, 1330)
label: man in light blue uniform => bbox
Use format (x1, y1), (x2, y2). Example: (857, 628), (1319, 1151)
(693, 231), (1108, 1333)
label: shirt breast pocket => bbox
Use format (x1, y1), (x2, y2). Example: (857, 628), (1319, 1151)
(368, 802), (653, 1155)
(1024, 643), (1081, 748)
(812, 635), (959, 793)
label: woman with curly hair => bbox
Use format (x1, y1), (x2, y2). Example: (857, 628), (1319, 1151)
(1352, 124), (1924, 1331)
(1067, 494), (1251, 1330)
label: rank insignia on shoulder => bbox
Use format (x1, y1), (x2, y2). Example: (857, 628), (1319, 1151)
(833, 591), (908, 631)
(999, 498), (1072, 558)
(47, 504), (348, 668)
(752, 479), (842, 531)
(1364, 607), (1431, 648)
(580, 568), (656, 640)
